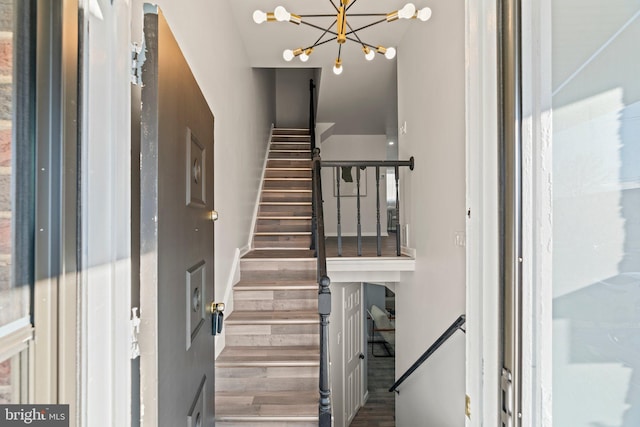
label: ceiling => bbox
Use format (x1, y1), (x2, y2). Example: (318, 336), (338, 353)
(228, 0), (424, 135)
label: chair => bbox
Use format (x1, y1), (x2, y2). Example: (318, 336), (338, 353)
(368, 305), (395, 357)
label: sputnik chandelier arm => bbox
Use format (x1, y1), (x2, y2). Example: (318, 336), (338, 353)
(253, 0), (432, 75)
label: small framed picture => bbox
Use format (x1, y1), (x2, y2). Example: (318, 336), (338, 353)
(333, 166), (367, 197)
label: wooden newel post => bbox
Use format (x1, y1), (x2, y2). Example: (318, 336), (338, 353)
(318, 274), (332, 426)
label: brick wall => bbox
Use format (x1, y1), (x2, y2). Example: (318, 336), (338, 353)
(0, 0), (13, 404)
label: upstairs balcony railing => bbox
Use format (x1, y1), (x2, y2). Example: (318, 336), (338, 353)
(321, 159), (414, 257)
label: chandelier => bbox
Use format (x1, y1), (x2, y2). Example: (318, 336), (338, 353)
(252, 1), (432, 75)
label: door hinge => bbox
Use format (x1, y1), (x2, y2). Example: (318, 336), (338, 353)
(131, 42), (144, 85)
(130, 307), (141, 359)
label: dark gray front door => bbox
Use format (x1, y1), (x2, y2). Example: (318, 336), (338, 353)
(139, 6), (216, 427)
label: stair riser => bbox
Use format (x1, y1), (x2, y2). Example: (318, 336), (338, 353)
(261, 192), (311, 203)
(271, 133), (310, 140)
(270, 143), (311, 151)
(256, 222), (311, 234)
(217, 366), (318, 380)
(226, 333), (319, 347)
(217, 376), (318, 393)
(233, 300), (317, 312)
(258, 205), (312, 216)
(265, 169), (311, 179)
(269, 151), (311, 160)
(253, 236), (312, 249)
(234, 289), (318, 311)
(240, 258), (316, 271)
(267, 159), (312, 169)
(226, 324), (318, 347)
(216, 422), (317, 427)
(263, 180), (311, 190)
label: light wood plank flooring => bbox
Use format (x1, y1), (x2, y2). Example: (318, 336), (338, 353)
(350, 342), (396, 427)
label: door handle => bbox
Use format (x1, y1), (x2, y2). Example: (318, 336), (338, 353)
(359, 353), (365, 360)
(210, 210), (219, 222)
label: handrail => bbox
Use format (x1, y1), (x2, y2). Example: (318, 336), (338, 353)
(389, 314), (466, 394)
(322, 158), (415, 169)
(310, 79), (332, 427)
(309, 79), (316, 152)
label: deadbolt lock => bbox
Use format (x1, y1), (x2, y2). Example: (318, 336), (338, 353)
(208, 301), (225, 315)
(209, 302), (225, 336)
(210, 210), (219, 222)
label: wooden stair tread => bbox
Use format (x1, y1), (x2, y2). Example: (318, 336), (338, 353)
(216, 389), (318, 423)
(242, 249), (315, 259)
(259, 201), (311, 205)
(217, 346), (319, 367)
(264, 177), (311, 180)
(226, 310), (319, 324)
(265, 167), (311, 170)
(234, 280), (317, 291)
(262, 189), (311, 192)
(254, 232), (311, 236)
(257, 216), (312, 220)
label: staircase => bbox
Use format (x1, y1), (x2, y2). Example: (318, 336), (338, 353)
(215, 128), (320, 426)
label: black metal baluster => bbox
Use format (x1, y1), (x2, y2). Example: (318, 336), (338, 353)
(356, 167), (362, 256)
(376, 166), (381, 256)
(395, 165), (401, 256)
(336, 167), (342, 256)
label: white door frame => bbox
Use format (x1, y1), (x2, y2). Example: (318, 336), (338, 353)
(464, 0), (500, 425)
(78, 0), (133, 426)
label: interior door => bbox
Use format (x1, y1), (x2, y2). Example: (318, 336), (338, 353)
(344, 283), (363, 424)
(139, 6), (216, 427)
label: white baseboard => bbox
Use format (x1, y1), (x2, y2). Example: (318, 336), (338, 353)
(215, 247), (242, 359)
(246, 124), (274, 250)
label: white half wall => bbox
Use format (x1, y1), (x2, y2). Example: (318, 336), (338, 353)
(320, 134), (389, 236)
(151, 0), (277, 307)
(395, 0), (467, 424)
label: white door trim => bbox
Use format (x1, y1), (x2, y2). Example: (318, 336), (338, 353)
(78, 0), (133, 426)
(465, 0), (500, 425)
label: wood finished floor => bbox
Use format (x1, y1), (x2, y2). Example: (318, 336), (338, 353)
(243, 234), (410, 259)
(349, 341), (396, 427)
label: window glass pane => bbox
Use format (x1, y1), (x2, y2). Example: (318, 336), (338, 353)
(0, 352), (26, 404)
(0, 0), (29, 330)
(552, 2), (640, 426)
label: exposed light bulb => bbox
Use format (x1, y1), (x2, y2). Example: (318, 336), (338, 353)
(417, 7), (432, 21)
(385, 47), (397, 59)
(398, 3), (416, 19)
(283, 49), (295, 61)
(333, 59), (343, 75)
(253, 10), (268, 24)
(300, 52), (309, 62)
(363, 47), (375, 61)
(274, 5), (291, 22)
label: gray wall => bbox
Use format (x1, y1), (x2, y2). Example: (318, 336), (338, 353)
(152, 0), (277, 317)
(275, 68), (314, 128)
(395, 0), (466, 423)
(320, 134), (388, 236)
